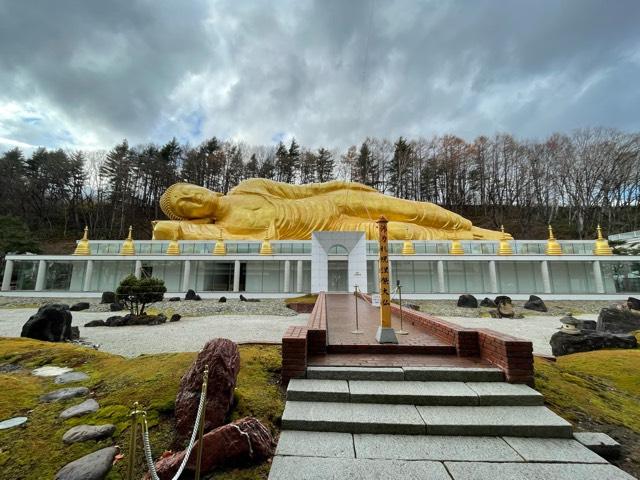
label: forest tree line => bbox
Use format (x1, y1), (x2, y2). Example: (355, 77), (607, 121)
(1, 127), (639, 243)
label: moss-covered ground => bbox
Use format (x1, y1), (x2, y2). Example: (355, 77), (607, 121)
(535, 350), (640, 477)
(0, 338), (284, 480)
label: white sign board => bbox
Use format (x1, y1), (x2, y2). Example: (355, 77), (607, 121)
(371, 294), (381, 307)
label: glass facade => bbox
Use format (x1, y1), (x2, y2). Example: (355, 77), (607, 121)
(496, 261), (544, 293)
(89, 261), (136, 292)
(45, 261), (86, 291)
(391, 260), (438, 293)
(549, 261), (597, 294)
(600, 261), (640, 293)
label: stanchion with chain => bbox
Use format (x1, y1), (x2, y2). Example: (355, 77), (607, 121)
(396, 281), (408, 335)
(126, 401), (143, 480)
(352, 285), (363, 334)
(194, 365), (209, 480)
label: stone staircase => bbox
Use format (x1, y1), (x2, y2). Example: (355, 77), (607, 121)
(269, 366), (634, 479)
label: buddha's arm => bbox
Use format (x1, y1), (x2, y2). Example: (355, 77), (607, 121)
(338, 190), (472, 231)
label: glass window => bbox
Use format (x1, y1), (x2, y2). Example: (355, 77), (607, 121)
(194, 261), (234, 291)
(90, 261), (136, 291)
(600, 261), (640, 293)
(12, 261), (38, 290)
(45, 261), (86, 291)
(496, 261), (543, 293)
(328, 244), (349, 255)
(549, 261), (596, 293)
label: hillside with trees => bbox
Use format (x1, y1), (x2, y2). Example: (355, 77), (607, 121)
(1, 127), (639, 249)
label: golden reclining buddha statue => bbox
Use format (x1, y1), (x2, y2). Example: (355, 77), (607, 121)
(153, 178), (510, 241)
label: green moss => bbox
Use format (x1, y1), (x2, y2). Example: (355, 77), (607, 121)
(284, 294), (317, 305)
(0, 338), (285, 480)
(535, 350), (640, 432)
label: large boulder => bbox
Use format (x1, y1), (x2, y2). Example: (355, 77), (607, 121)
(148, 417), (274, 480)
(550, 330), (637, 357)
(457, 294), (478, 308)
(84, 320), (106, 328)
(69, 302), (90, 312)
(524, 295), (547, 312)
(109, 302), (125, 312)
(480, 297), (497, 308)
(174, 338), (241, 443)
(55, 446), (118, 480)
(21, 304), (72, 342)
(597, 306), (640, 334)
(627, 296), (640, 311)
(100, 291), (116, 304)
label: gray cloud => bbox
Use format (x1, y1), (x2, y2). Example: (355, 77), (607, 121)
(0, 0), (639, 152)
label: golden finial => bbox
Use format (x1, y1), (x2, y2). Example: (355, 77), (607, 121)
(73, 226), (91, 255)
(593, 224), (613, 255)
(213, 229), (226, 255)
(166, 232), (180, 255)
(545, 225), (562, 255)
(259, 225), (273, 255)
(449, 239), (464, 255)
(497, 224), (513, 255)
(120, 225), (136, 255)
(401, 227), (415, 255)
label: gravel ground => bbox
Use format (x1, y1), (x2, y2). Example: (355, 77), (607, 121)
(413, 300), (616, 318)
(0, 297), (299, 317)
(0, 309), (309, 357)
(439, 314), (599, 356)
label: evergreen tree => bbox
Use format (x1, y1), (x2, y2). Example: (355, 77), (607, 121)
(355, 140), (378, 187)
(315, 147), (335, 182)
(274, 142), (289, 182)
(245, 153), (259, 178)
(390, 137), (413, 199)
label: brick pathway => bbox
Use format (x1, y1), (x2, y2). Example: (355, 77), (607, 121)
(308, 353), (494, 368)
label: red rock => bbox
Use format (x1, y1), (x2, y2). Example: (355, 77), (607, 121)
(147, 417), (274, 480)
(174, 338), (240, 443)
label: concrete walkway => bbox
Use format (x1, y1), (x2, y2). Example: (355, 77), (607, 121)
(270, 367), (633, 480)
(0, 308), (309, 356)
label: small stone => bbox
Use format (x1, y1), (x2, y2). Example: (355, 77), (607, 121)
(169, 297), (181, 302)
(69, 302), (90, 311)
(457, 294), (478, 308)
(597, 306), (640, 333)
(63, 424), (116, 444)
(32, 366), (73, 377)
(185, 289), (199, 301)
(105, 315), (125, 327)
(480, 297), (497, 308)
(60, 399), (99, 419)
(55, 372), (90, 384)
(100, 291), (116, 304)
(109, 302), (125, 312)
(70, 326), (80, 339)
(405, 303), (420, 311)
(524, 295), (547, 312)
(55, 446), (118, 480)
(0, 416), (27, 429)
(0, 363), (22, 373)
(628, 296), (640, 311)
(218, 296), (227, 303)
(84, 320), (106, 327)
(170, 314), (181, 322)
(41, 387), (89, 403)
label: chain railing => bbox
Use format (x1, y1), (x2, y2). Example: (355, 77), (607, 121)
(126, 365), (209, 480)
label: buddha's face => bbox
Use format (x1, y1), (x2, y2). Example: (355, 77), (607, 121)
(165, 184), (220, 219)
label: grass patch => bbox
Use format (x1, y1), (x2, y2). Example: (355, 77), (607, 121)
(535, 350), (640, 431)
(284, 294), (317, 305)
(0, 338), (284, 480)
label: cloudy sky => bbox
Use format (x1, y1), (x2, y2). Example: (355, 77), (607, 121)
(1, 0), (639, 153)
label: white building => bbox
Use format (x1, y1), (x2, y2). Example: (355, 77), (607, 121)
(1, 232), (639, 299)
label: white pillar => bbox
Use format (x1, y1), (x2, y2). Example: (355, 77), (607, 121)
(437, 260), (446, 293)
(593, 260), (605, 294)
(541, 260), (552, 294)
(35, 259), (47, 291)
(134, 260), (142, 279)
(182, 260), (191, 292)
(488, 260), (498, 293)
(83, 260), (94, 292)
(283, 260), (291, 293)
(233, 260), (241, 292)
(2, 259), (14, 291)
(296, 260), (304, 292)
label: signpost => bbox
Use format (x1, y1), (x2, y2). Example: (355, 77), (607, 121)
(375, 216), (398, 344)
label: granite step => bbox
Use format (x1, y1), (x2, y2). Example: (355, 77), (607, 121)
(287, 379), (543, 406)
(305, 366), (504, 382)
(281, 401), (572, 437)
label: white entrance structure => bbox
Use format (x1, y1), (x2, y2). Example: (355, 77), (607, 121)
(311, 232), (367, 293)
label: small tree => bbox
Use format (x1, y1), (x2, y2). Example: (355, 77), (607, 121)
(116, 275), (166, 316)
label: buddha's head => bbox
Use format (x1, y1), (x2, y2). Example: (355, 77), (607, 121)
(160, 183), (222, 220)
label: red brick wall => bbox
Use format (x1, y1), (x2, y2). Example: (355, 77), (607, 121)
(287, 302), (316, 313)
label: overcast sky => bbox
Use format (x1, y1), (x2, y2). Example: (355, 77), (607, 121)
(1, 0), (639, 153)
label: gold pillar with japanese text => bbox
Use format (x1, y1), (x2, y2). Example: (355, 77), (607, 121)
(375, 216), (398, 343)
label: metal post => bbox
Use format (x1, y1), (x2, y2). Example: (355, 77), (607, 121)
(396, 282), (408, 335)
(351, 285), (363, 334)
(194, 365), (209, 480)
(126, 402), (141, 480)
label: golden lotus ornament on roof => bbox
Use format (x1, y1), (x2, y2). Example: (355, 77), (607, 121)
(153, 178), (510, 242)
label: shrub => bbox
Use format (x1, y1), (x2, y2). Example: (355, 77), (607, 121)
(116, 275), (166, 315)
